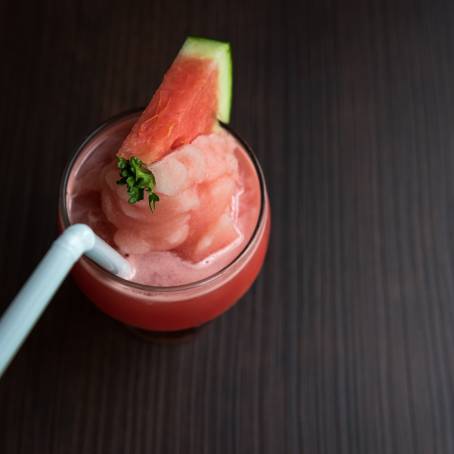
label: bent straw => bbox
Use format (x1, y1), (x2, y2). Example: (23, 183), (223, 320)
(0, 224), (133, 377)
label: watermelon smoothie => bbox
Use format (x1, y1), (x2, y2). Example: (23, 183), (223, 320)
(58, 110), (270, 332)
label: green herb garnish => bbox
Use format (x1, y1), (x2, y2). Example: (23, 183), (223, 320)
(116, 156), (160, 211)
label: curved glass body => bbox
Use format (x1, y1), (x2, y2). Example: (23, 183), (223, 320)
(58, 110), (270, 331)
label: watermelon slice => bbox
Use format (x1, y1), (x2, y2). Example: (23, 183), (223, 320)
(117, 36), (232, 165)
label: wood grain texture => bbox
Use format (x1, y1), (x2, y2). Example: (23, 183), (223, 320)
(2, 0), (454, 452)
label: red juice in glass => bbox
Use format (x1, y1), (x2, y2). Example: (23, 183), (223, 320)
(58, 110), (270, 332)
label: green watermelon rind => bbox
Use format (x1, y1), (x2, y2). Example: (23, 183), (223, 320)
(180, 36), (232, 124)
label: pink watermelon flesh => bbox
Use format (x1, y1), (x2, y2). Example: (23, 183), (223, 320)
(118, 57), (218, 164)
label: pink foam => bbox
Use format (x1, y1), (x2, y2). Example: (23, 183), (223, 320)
(67, 128), (261, 286)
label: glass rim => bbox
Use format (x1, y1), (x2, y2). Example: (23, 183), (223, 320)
(59, 108), (267, 293)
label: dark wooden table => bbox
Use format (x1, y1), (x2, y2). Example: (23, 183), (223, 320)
(2, 0), (454, 452)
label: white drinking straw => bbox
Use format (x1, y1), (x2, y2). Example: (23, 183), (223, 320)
(0, 224), (133, 377)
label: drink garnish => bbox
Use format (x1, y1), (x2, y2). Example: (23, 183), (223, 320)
(116, 37), (231, 164)
(116, 156), (160, 211)
(115, 37), (232, 213)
